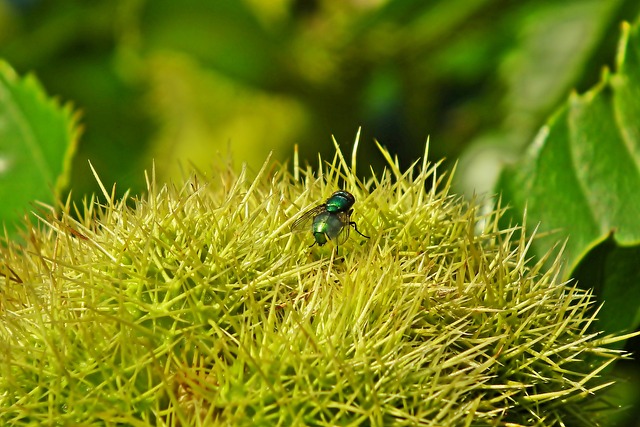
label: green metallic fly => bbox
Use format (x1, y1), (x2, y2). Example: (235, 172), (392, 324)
(291, 190), (369, 248)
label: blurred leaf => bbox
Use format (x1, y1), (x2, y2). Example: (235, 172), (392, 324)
(0, 2), (119, 69)
(0, 60), (79, 234)
(502, 1), (621, 118)
(497, 21), (640, 334)
(142, 53), (307, 180)
(455, 0), (635, 197)
(139, 0), (284, 88)
(572, 235), (640, 339)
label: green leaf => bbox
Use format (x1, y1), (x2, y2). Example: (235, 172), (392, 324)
(0, 60), (79, 235)
(497, 21), (640, 335)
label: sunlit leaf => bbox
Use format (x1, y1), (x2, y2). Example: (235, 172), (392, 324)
(497, 21), (640, 335)
(0, 60), (79, 234)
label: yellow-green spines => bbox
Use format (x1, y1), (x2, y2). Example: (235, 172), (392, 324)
(0, 138), (634, 426)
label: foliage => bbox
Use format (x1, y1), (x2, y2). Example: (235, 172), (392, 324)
(1, 0), (638, 199)
(0, 140), (632, 426)
(497, 22), (640, 338)
(0, 60), (79, 236)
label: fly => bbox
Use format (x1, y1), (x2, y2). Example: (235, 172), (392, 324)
(291, 190), (369, 248)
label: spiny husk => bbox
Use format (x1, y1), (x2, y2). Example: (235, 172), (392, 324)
(0, 134), (631, 426)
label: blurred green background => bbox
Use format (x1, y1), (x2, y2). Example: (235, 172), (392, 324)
(1, 0), (637, 198)
(3, 0), (640, 425)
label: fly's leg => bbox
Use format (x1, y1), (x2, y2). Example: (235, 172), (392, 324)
(350, 221), (369, 239)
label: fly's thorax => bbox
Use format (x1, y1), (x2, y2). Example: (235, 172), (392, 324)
(325, 190), (356, 213)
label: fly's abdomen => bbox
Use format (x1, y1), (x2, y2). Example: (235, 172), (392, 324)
(313, 232), (329, 246)
(312, 212), (345, 245)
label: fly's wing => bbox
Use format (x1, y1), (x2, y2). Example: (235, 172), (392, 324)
(290, 204), (326, 234)
(335, 211), (352, 244)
